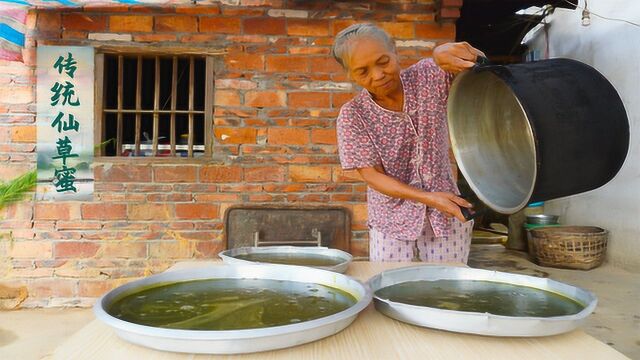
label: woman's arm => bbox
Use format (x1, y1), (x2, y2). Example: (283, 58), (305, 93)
(357, 166), (472, 222)
(433, 42), (485, 74)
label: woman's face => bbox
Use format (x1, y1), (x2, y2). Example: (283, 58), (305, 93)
(345, 37), (402, 98)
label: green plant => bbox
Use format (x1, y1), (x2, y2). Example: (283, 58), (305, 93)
(0, 170), (36, 210)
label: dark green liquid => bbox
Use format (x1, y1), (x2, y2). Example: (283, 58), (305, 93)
(375, 280), (585, 317)
(235, 253), (344, 266)
(108, 279), (357, 330)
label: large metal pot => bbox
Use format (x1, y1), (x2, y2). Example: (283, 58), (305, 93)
(447, 58), (629, 214)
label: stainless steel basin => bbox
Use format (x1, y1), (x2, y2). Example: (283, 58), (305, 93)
(94, 264), (371, 354)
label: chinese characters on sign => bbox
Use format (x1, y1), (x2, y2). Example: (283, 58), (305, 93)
(37, 46), (94, 201)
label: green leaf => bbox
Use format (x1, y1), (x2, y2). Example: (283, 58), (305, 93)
(0, 170), (36, 210)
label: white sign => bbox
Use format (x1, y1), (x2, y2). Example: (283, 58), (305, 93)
(36, 46), (94, 201)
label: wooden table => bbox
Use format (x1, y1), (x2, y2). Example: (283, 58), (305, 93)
(51, 261), (628, 360)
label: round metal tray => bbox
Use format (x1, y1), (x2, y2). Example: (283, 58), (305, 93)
(94, 264), (371, 354)
(368, 265), (597, 337)
(219, 246), (353, 273)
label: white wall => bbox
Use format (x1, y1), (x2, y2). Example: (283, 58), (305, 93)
(524, 0), (640, 271)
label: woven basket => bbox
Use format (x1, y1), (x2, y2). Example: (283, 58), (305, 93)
(529, 226), (608, 270)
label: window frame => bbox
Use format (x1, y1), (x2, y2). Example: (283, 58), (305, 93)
(94, 49), (215, 161)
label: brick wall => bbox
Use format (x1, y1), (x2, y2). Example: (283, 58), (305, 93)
(0, 0), (460, 307)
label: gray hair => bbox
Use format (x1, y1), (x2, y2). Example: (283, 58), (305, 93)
(332, 23), (396, 70)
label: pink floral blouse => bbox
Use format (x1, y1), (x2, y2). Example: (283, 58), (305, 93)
(337, 58), (458, 240)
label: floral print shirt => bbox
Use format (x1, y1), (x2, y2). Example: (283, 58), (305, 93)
(337, 58), (458, 239)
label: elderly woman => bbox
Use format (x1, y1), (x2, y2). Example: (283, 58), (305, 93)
(333, 23), (484, 263)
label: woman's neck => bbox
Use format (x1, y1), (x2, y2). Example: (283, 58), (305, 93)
(371, 83), (404, 112)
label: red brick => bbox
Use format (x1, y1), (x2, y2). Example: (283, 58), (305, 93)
(266, 55), (309, 73)
(9, 241), (52, 259)
(102, 242), (148, 259)
(94, 165), (151, 182)
(61, 31), (86, 40)
(289, 165), (332, 182)
(56, 221), (102, 230)
(62, 14), (107, 31)
(249, 194), (273, 202)
(308, 57), (343, 73)
(34, 203), (74, 221)
(241, 0), (284, 6)
(175, 204), (219, 219)
(55, 242), (100, 258)
(244, 166), (285, 182)
(147, 193), (193, 202)
(0, 203), (32, 221)
(287, 19), (330, 36)
(331, 193), (366, 202)
(78, 280), (115, 297)
(442, 0), (463, 7)
(396, 13), (436, 22)
(379, 22), (414, 39)
(81, 203), (126, 220)
(332, 19), (357, 35)
(333, 167), (364, 183)
(225, 51), (264, 71)
(200, 166), (242, 183)
(440, 7), (461, 19)
(11, 126), (36, 143)
(352, 204), (368, 223)
(127, 204), (172, 220)
(218, 184), (263, 192)
(311, 128), (337, 145)
(0, 86), (33, 104)
(37, 11), (61, 33)
(289, 47), (330, 55)
(155, 16), (197, 32)
(199, 17), (241, 34)
(243, 18), (286, 35)
(267, 128), (308, 145)
(415, 23), (456, 39)
(29, 279), (75, 298)
(214, 90), (241, 106)
(154, 166), (197, 183)
(332, 92), (355, 108)
(222, 8), (265, 17)
(195, 194), (240, 202)
(195, 240), (225, 258)
(288, 92), (330, 108)
(215, 78), (257, 90)
(182, 33), (224, 43)
(0, 164), (33, 182)
(133, 33), (177, 42)
(176, 5), (220, 15)
(109, 15), (153, 32)
(214, 127), (257, 144)
(244, 91), (286, 108)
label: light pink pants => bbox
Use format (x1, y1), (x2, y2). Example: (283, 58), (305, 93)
(369, 217), (473, 263)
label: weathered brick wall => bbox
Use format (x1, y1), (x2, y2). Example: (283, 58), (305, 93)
(0, 0), (459, 307)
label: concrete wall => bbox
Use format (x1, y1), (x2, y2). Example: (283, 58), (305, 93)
(524, 0), (640, 271)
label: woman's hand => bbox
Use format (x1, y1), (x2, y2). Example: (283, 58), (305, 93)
(422, 192), (473, 222)
(433, 42), (485, 74)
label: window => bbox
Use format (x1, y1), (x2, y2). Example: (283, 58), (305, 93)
(96, 53), (213, 157)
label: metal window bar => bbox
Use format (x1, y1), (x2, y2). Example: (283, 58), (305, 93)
(188, 57), (194, 158)
(135, 55), (142, 156)
(116, 55), (123, 156)
(152, 56), (160, 156)
(170, 56), (177, 156)
(103, 55), (208, 157)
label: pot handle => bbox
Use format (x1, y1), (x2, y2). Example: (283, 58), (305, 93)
(459, 204), (485, 222)
(475, 55), (491, 66)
